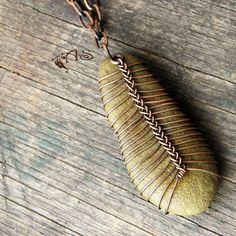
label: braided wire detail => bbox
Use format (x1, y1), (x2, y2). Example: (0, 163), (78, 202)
(111, 56), (186, 179)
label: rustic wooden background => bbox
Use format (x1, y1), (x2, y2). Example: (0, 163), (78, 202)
(0, 0), (236, 235)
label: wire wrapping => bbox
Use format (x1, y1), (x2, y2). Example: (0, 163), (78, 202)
(99, 58), (219, 213)
(65, 1), (220, 215)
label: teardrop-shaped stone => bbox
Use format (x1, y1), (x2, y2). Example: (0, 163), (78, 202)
(99, 54), (219, 216)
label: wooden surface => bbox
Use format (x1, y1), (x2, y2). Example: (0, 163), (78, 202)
(0, 0), (235, 235)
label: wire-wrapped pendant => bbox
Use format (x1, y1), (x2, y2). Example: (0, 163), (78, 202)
(99, 54), (219, 216)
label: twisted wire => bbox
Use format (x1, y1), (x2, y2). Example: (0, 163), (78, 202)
(112, 57), (186, 179)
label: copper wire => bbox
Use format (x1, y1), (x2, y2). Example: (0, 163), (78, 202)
(186, 168), (221, 178)
(119, 123), (149, 148)
(121, 127), (151, 154)
(103, 87), (127, 106)
(101, 82), (124, 98)
(165, 126), (197, 136)
(165, 177), (179, 213)
(99, 76), (124, 90)
(106, 96), (131, 115)
(157, 171), (178, 210)
(115, 108), (139, 134)
(129, 145), (162, 176)
(125, 139), (158, 165)
(133, 151), (168, 184)
(66, 0), (220, 214)
(118, 116), (144, 139)
(111, 102), (134, 128)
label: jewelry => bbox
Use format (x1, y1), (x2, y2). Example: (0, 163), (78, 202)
(64, 0), (219, 216)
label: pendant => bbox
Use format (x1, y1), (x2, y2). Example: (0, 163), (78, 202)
(99, 54), (219, 216)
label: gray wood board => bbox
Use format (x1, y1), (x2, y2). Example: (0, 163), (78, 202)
(0, 0), (235, 235)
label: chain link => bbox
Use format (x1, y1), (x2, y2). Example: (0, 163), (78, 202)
(66, 0), (113, 58)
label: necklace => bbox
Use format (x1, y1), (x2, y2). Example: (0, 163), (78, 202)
(65, 0), (220, 216)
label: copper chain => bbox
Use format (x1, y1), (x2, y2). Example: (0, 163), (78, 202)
(66, 1), (186, 178)
(66, 0), (112, 58)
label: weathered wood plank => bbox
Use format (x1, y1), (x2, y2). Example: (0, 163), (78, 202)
(13, 0), (236, 82)
(0, 0), (236, 235)
(1, 69), (236, 235)
(0, 197), (79, 236)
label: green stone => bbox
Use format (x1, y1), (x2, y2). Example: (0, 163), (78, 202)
(99, 54), (219, 216)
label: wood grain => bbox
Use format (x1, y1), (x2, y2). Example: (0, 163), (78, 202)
(0, 0), (236, 235)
